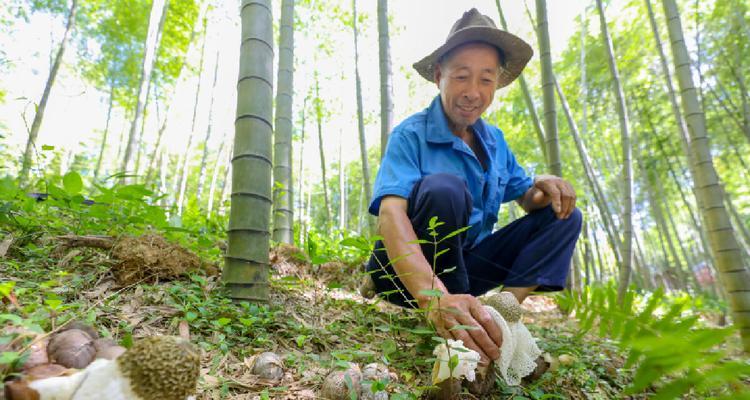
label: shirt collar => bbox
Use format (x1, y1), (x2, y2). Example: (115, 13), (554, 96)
(425, 95), (497, 154)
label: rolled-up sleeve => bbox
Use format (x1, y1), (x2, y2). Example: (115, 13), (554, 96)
(368, 131), (422, 216)
(501, 147), (533, 203)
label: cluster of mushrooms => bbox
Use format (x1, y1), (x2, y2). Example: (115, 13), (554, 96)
(2, 322), (200, 400)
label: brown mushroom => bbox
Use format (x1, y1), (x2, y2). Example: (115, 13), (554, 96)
(93, 338), (126, 360)
(47, 329), (96, 369)
(320, 363), (362, 400)
(249, 352), (284, 381)
(59, 321), (98, 340)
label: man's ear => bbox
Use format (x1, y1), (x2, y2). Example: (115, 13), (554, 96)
(433, 63), (442, 88)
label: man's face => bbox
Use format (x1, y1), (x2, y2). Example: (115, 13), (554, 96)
(434, 43), (500, 132)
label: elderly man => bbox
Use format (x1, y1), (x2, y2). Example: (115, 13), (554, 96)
(366, 9), (582, 365)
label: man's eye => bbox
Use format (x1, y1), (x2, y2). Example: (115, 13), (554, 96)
(454, 76), (468, 80)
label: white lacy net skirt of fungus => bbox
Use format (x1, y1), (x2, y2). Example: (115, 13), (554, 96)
(431, 292), (542, 386)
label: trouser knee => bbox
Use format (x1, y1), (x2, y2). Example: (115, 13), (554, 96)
(408, 173), (472, 230)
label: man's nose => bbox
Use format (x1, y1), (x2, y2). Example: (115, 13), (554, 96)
(463, 80), (480, 101)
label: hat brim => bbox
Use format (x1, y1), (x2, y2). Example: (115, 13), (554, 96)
(413, 26), (533, 89)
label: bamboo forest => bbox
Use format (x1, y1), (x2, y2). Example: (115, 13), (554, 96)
(1, 0), (749, 398)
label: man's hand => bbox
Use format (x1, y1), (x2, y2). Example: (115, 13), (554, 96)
(426, 293), (503, 364)
(519, 174), (576, 219)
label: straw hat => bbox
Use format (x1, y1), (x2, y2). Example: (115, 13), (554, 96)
(413, 8), (533, 89)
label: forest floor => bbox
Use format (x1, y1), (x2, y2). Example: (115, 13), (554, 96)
(1, 233), (744, 399)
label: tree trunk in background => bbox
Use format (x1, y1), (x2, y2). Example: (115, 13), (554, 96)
(176, 17), (208, 215)
(314, 75), (331, 228)
(197, 51), (221, 204)
(662, 0), (750, 351)
(377, 0), (393, 159)
(644, 0), (718, 275)
(352, 0), (373, 232)
(296, 98), (307, 245)
(94, 84), (114, 180)
(120, 0), (168, 176)
(114, 123), (126, 169)
(133, 78), (156, 176)
(555, 77), (623, 269)
(216, 150), (232, 216)
(338, 129), (346, 231)
(535, 0), (561, 176)
(723, 187), (750, 258)
(495, 0), (547, 163)
(642, 159), (688, 290)
(272, 0), (295, 244)
(144, 2), (209, 184)
(732, 5), (750, 143)
(20, 0), (78, 184)
(596, 0), (634, 303)
(208, 141), (230, 218)
(224, 0), (274, 302)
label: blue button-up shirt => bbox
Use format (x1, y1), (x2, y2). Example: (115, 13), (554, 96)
(369, 96), (533, 248)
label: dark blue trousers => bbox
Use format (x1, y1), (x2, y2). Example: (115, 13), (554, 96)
(367, 174), (583, 308)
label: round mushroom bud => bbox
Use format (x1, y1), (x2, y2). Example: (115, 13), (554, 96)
(361, 363), (390, 400)
(250, 351), (284, 381)
(60, 321), (98, 340)
(21, 337), (50, 371)
(481, 291), (522, 323)
(93, 338), (126, 360)
(426, 378), (461, 400)
(47, 329), (96, 369)
(320, 362), (362, 400)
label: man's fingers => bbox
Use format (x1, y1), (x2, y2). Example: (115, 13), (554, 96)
(565, 182), (576, 218)
(471, 301), (503, 349)
(454, 310), (501, 361)
(450, 326), (489, 363)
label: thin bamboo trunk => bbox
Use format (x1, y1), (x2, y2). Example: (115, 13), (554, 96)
(338, 129), (346, 231)
(596, 0), (634, 302)
(94, 84), (114, 180)
(20, 0), (78, 184)
(496, 0), (547, 162)
(224, 0), (274, 301)
(352, 0), (373, 232)
(207, 131), (228, 211)
(662, 0), (750, 351)
(133, 77), (156, 177)
(642, 161), (688, 290)
(535, 0), (561, 176)
(217, 154), (231, 216)
(583, 218), (592, 286)
(176, 17), (208, 215)
(314, 75), (331, 227)
(120, 0), (169, 175)
(377, 0), (393, 159)
(143, 2), (208, 183)
(296, 98), (307, 245)
(207, 141), (230, 218)
(197, 51), (221, 204)
(272, 0), (295, 244)
(554, 77), (622, 267)
(723, 187), (750, 258)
